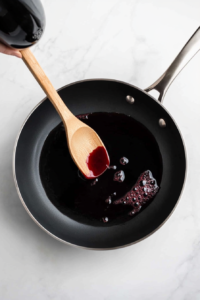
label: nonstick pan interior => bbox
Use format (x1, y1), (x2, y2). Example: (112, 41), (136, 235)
(14, 79), (186, 249)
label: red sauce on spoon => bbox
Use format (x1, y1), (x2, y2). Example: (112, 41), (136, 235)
(86, 146), (110, 178)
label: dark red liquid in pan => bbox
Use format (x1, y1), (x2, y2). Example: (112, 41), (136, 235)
(86, 146), (110, 178)
(39, 112), (163, 226)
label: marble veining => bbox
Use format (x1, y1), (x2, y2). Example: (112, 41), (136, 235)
(0, 0), (200, 299)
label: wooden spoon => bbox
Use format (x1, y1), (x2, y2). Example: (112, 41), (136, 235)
(21, 48), (110, 179)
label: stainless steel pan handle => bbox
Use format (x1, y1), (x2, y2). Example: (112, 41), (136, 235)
(144, 27), (200, 103)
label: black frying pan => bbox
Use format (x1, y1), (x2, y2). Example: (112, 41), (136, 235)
(13, 28), (200, 249)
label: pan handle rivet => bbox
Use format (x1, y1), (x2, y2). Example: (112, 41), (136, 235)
(159, 119), (166, 127)
(126, 95), (135, 104)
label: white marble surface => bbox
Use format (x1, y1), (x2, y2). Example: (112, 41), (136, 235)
(0, 0), (200, 299)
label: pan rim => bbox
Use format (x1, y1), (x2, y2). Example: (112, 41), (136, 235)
(13, 78), (187, 250)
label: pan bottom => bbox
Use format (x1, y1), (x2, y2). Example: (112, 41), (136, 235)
(39, 112), (163, 226)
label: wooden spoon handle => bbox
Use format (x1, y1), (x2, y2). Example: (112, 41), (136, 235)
(20, 48), (72, 121)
